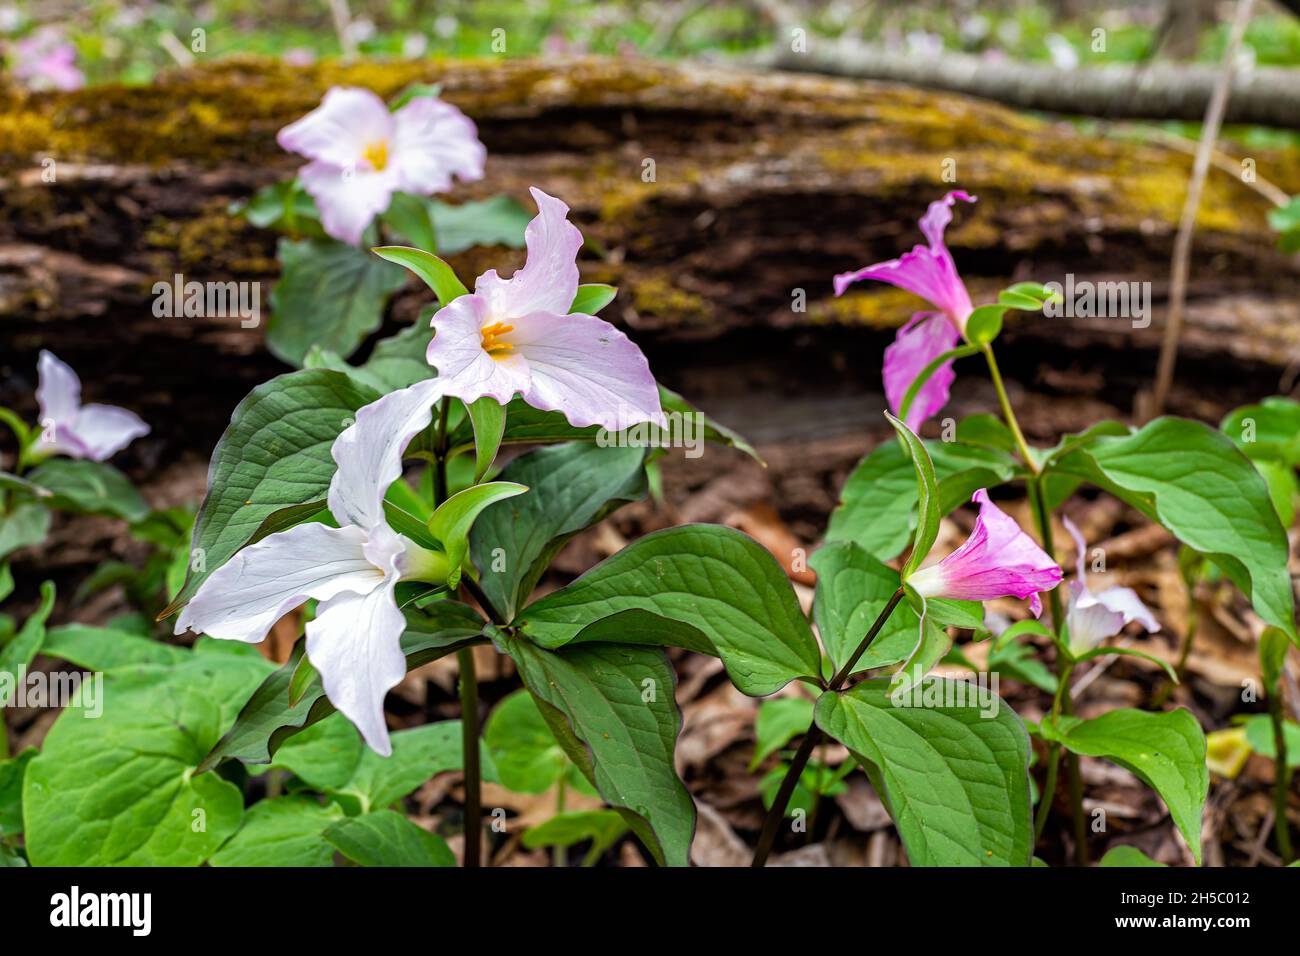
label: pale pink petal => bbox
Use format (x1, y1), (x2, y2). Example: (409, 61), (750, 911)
(1062, 514), (1159, 653)
(1062, 514), (1090, 583)
(908, 489), (1062, 614)
(277, 87), (394, 170)
(307, 560), (406, 756)
(511, 310), (665, 430)
(833, 191), (975, 330)
(329, 378), (446, 531)
(425, 293), (531, 406)
(66, 403), (150, 461)
(36, 350), (81, 427)
(475, 188), (582, 320)
(390, 96), (486, 195)
(883, 311), (959, 429)
(298, 160), (398, 246)
(1065, 590), (1126, 654)
(175, 523), (382, 643)
(1093, 586), (1159, 633)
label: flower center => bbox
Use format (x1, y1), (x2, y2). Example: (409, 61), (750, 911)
(480, 321), (515, 359)
(362, 139), (389, 172)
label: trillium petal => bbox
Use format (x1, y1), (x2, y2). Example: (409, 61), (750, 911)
(510, 309), (665, 430)
(1065, 589), (1127, 654)
(908, 489), (1062, 613)
(919, 190), (976, 254)
(307, 565), (407, 756)
(391, 96), (486, 195)
(298, 160), (397, 246)
(329, 378), (447, 530)
(277, 87), (394, 169)
(425, 293), (532, 406)
(1093, 586), (1160, 633)
(883, 312), (959, 429)
(66, 403), (150, 461)
(475, 187), (582, 320)
(36, 350), (81, 427)
(175, 523), (381, 643)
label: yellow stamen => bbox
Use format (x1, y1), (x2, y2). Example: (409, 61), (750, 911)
(480, 321), (515, 358)
(362, 140), (389, 172)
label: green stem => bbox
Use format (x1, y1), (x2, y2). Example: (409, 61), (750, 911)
(432, 399), (451, 506)
(457, 646), (482, 868)
(1269, 688), (1295, 864)
(752, 588), (906, 867)
(554, 774), (568, 868)
(981, 345), (1039, 476)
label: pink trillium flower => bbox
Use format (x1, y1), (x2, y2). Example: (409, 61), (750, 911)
(425, 187), (664, 432)
(34, 351), (149, 461)
(10, 27), (84, 91)
(1062, 516), (1159, 655)
(834, 191), (976, 429)
(277, 86), (486, 246)
(176, 379), (452, 755)
(906, 489), (1063, 617)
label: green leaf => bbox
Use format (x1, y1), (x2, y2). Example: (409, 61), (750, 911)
(965, 305), (1008, 346)
(886, 413), (941, 579)
(1242, 714), (1300, 769)
(816, 678), (1033, 866)
(827, 439), (1015, 561)
(523, 809), (629, 862)
(570, 284), (618, 315)
(1254, 458), (1297, 526)
(809, 541), (918, 677)
(389, 82), (442, 109)
(381, 192), (438, 252)
(268, 238), (409, 364)
(164, 368), (380, 614)
(234, 180), (323, 236)
(0, 747), (36, 837)
(485, 688), (571, 793)
(426, 195), (531, 255)
(520, 524), (822, 696)
(467, 397), (506, 483)
(1042, 707), (1208, 865)
(428, 480), (527, 587)
(268, 712), (364, 790)
(305, 321), (435, 393)
(956, 414), (1017, 453)
(898, 344), (980, 424)
(1072, 645), (1178, 682)
(372, 245), (468, 305)
(0, 502), (50, 561)
(501, 634), (694, 867)
(42, 623), (189, 671)
(1053, 417), (1297, 643)
(325, 809), (455, 866)
(199, 601), (485, 770)
(469, 442), (649, 620)
(23, 653), (273, 865)
(749, 697), (814, 771)
(0, 581), (54, 708)
(25, 459), (148, 521)
(1098, 845), (1167, 867)
(1220, 397), (1300, 465)
(209, 796), (343, 867)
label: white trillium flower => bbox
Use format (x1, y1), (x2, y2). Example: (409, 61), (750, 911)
(175, 379), (452, 755)
(33, 350), (150, 461)
(1062, 516), (1159, 656)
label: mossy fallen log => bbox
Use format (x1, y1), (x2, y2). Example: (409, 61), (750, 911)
(0, 56), (1297, 458)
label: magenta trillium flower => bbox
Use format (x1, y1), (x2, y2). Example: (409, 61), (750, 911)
(33, 351), (149, 462)
(425, 187), (664, 432)
(833, 191), (976, 429)
(277, 87), (486, 245)
(1062, 516), (1159, 655)
(906, 489), (1063, 617)
(176, 379), (452, 755)
(10, 27), (85, 92)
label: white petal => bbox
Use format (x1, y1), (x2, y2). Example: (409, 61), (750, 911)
(36, 350), (81, 428)
(425, 293), (531, 406)
(328, 378), (446, 530)
(1094, 585), (1160, 632)
(307, 575), (407, 755)
(277, 87), (394, 169)
(67, 403), (150, 461)
(298, 160), (397, 246)
(1065, 590), (1127, 655)
(390, 97), (485, 195)
(475, 187), (582, 319)
(175, 523), (381, 643)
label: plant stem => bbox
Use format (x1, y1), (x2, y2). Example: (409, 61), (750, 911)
(1269, 687), (1295, 864)
(461, 575), (506, 627)
(752, 588), (906, 867)
(981, 345), (1039, 476)
(457, 646), (482, 868)
(432, 399), (451, 506)
(554, 774), (568, 868)
(1033, 746), (1060, 839)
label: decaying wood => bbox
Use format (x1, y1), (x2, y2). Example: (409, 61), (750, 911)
(1, 55), (1298, 468)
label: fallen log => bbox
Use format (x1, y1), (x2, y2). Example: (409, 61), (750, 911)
(1, 55), (1297, 468)
(750, 42), (1300, 129)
